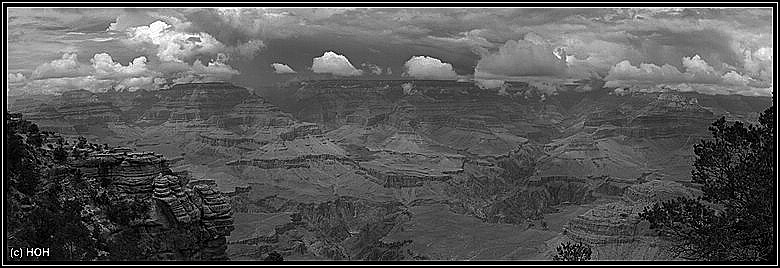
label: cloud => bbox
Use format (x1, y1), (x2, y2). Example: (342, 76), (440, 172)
(742, 46), (773, 82)
(124, 20), (225, 62)
(5, 8), (774, 97)
(107, 12), (156, 31)
(605, 55), (761, 86)
(604, 55), (771, 96)
(8, 72), (26, 83)
(228, 39), (266, 60)
(187, 56), (239, 80)
(154, 54), (240, 85)
(681, 55), (720, 83)
(475, 33), (568, 78)
(403, 56), (458, 80)
(604, 60), (688, 83)
(13, 48), (240, 95)
(90, 53), (153, 78)
(31, 53), (92, 79)
(155, 56), (239, 85)
(116, 76), (156, 91)
(311, 51), (363, 76)
(8, 76), (116, 96)
(271, 63), (297, 74)
(721, 71), (751, 86)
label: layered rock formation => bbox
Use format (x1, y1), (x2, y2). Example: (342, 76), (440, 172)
(80, 149), (235, 260)
(7, 89), (122, 135)
(562, 179), (701, 260)
(8, 80), (771, 261)
(5, 114), (235, 260)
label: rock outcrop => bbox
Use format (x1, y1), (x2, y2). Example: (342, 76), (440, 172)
(562, 179), (701, 260)
(5, 114), (235, 261)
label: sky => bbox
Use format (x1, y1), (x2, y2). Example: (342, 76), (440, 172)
(5, 7), (775, 97)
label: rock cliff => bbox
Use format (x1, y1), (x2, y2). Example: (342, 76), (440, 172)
(561, 179), (701, 260)
(5, 113), (235, 260)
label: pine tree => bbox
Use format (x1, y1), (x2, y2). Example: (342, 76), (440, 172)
(640, 105), (775, 261)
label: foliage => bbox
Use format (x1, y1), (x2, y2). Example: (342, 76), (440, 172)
(640, 105), (775, 261)
(264, 251), (284, 261)
(4, 114), (148, 260)
(552, 241), (592, 261)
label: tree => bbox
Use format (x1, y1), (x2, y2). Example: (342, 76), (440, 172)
(640, 105), (775, 261)
(552, 241), (592, 261)
(76, 136), (88, 149)
(264, 251), (284, 261)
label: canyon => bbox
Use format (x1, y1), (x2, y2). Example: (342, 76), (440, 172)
(6, 79), (771, 260)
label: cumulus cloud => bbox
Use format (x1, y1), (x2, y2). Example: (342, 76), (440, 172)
(604, 60), (688, 83)
(12, 48), (240, 95)
(125, 20), (225, 62)
(311, 51), (363, 76)
(116, 76), (156, 91)
(91, 53), (153, 78)
(475, 33), (568, 78)
(154, 54), (240, 85)
(721, 71), (751, 86)
(605, 55), (760, 87)
(187, 57), (240, 80)
(31, 53), (92, 79)
(403, 56), (458, 80)
(681, 55), (720, 83)
(8, 72), (26, 83)
(271, 63), (297, 74)
(604, 55), (771, 96)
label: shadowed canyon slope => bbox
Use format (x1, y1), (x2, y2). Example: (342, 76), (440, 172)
(7, 80), (771, 260)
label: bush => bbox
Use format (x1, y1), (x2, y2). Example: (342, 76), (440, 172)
(640, 105), (775, 261)
(264, 251), (284, 261)
(552, 241), (592, 261)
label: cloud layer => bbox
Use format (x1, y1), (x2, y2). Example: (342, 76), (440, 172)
(8, 51), (240, 95)
(604, 55), (770, 96)
(6, 8), (774, 97)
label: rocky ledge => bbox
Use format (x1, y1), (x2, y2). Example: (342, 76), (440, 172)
(32, 123), (236, 260)
(562, 179), (701, 259)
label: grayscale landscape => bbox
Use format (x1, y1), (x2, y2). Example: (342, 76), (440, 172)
(4, 7), (775, 262)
